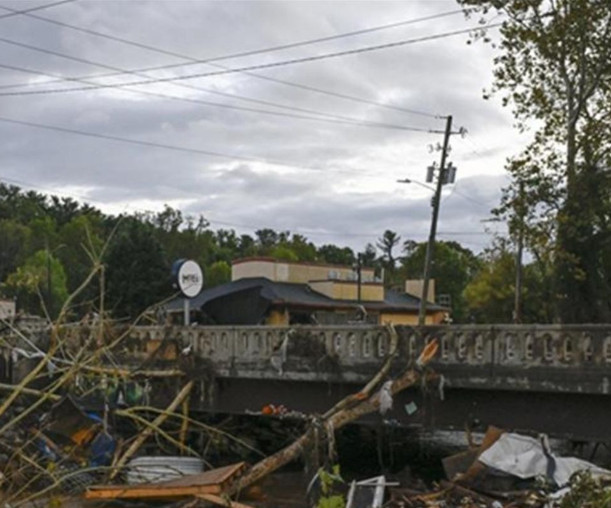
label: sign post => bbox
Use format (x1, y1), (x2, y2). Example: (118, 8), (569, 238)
(172, 259), (204, 326)
(184, 299), (190, 326)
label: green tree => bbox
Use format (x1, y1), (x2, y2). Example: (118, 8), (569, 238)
(205, 260), (231, 288)
(463, 241), (553, 324)
(269, 245), (299, 262)
(3, 249), (68, 318)
(463, 247), (516, 323)
(0, 220), (31, 284)
(0, 184), (47, 223)
(154, 204), (183, 233)
(26, 216), (59, 255)
(461, 0), (611, 322)
(237, 234), (256, 258)
(104, 219), (170, 319)
(56, 214), (105, 312)
(254, 228), (280, 253)
(47, 195), (81, 227)
(285, 234), (317, 261)
(317, 245), (355, 266)
(400, 240), (480, 322)
(360, 243), (378, 268)
(376, 230), (401, 285)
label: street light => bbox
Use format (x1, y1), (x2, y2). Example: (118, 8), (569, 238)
(396, 178), (436, 192)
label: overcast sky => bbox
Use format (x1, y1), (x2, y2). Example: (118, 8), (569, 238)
(0, 0), (528, 254)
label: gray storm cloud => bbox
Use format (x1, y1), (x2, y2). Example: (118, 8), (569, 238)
(0, 0), (521, 253)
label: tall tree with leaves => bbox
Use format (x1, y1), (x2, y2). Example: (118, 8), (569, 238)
(317, 244), (355, 266)
(3, 250), (68, 318)
(400, 240), (480, 322)
(104, 219), (170, 319)
(376, 230), (401, 285)
(460, 0), (611, 322)
(464, 239), (554, 324)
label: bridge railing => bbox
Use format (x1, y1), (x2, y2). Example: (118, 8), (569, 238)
(24, 323), (611, 393)
(108, 323), (611, 368)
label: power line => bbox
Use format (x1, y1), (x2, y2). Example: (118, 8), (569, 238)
(444, 181), (491, 208)
(0, 5), (466, 118)
(0, 0), (74, 20)
(1, 6), (464, 70)
(0, 113), (494, 208)
(0, 22), (501, 119)
(0, 62), (434, 133)
(0, 19), (443, 132)
(0, 115), (387, 176)
(0, 23), (498, 92)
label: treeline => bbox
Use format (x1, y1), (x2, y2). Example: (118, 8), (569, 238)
(0, 183), (550, 323)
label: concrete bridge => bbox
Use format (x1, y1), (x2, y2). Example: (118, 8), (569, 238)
(5, 323), (611, 442)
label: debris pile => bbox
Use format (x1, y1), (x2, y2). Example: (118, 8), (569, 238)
(0, 312), (445, 507)
(384, 426), (611, 507)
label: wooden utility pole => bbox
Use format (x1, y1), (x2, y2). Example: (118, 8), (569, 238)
(355, 253), (362, 303)
(418, 115), (453, 326)
(514, 181), (525, 323)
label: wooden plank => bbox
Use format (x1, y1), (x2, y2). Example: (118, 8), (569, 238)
(84, 462), (247, 500)
(84, 483), (221, 500)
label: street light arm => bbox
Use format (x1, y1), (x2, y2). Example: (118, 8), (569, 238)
(397, 178), (435, 192)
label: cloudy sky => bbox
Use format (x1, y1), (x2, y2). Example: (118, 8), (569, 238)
(0, 0), (528, 254)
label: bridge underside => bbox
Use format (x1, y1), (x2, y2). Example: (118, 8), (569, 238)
(197, 378), (610, 443)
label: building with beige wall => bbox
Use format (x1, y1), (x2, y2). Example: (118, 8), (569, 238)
(231, 257), (376, 285)
(167, 258), (447, 326)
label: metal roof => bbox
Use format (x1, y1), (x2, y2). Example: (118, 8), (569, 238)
(165, 277), (446, 313)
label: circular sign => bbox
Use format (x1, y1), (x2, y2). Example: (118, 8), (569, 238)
(175, 259), (203, 298)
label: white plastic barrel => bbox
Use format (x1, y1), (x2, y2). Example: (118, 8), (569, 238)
(126, 456), (203, 484)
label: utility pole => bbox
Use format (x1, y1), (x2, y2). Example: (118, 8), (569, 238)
(355, 253), (362, 304)
(46, 238), (52, 317)
(418, 115), (453, 326)
(514, 181), (525, 323)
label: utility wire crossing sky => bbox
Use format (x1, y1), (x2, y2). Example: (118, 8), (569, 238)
(0, 0), (519, 252)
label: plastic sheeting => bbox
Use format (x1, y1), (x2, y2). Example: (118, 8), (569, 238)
(478, 433), (611, 486)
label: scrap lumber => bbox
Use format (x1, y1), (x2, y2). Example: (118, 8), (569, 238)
(458, 425), (505, 484)
(84, 462), (246, 500)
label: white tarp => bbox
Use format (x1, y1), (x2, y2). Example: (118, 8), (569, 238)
(479, 433), (611, 487)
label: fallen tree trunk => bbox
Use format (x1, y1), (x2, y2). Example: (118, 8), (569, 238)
(230, 338), (439, 495)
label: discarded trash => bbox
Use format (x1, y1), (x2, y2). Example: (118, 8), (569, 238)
(378, 380), (393, 415)
(126, 456), (204, 484)
(38, 396), (116, 469)
(404, 401), (418, 416)
(479, 432), (611, 487)
(346, 475), (399, 508)
(261, 403), (288, 415)
(385, 426), (611, 507)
